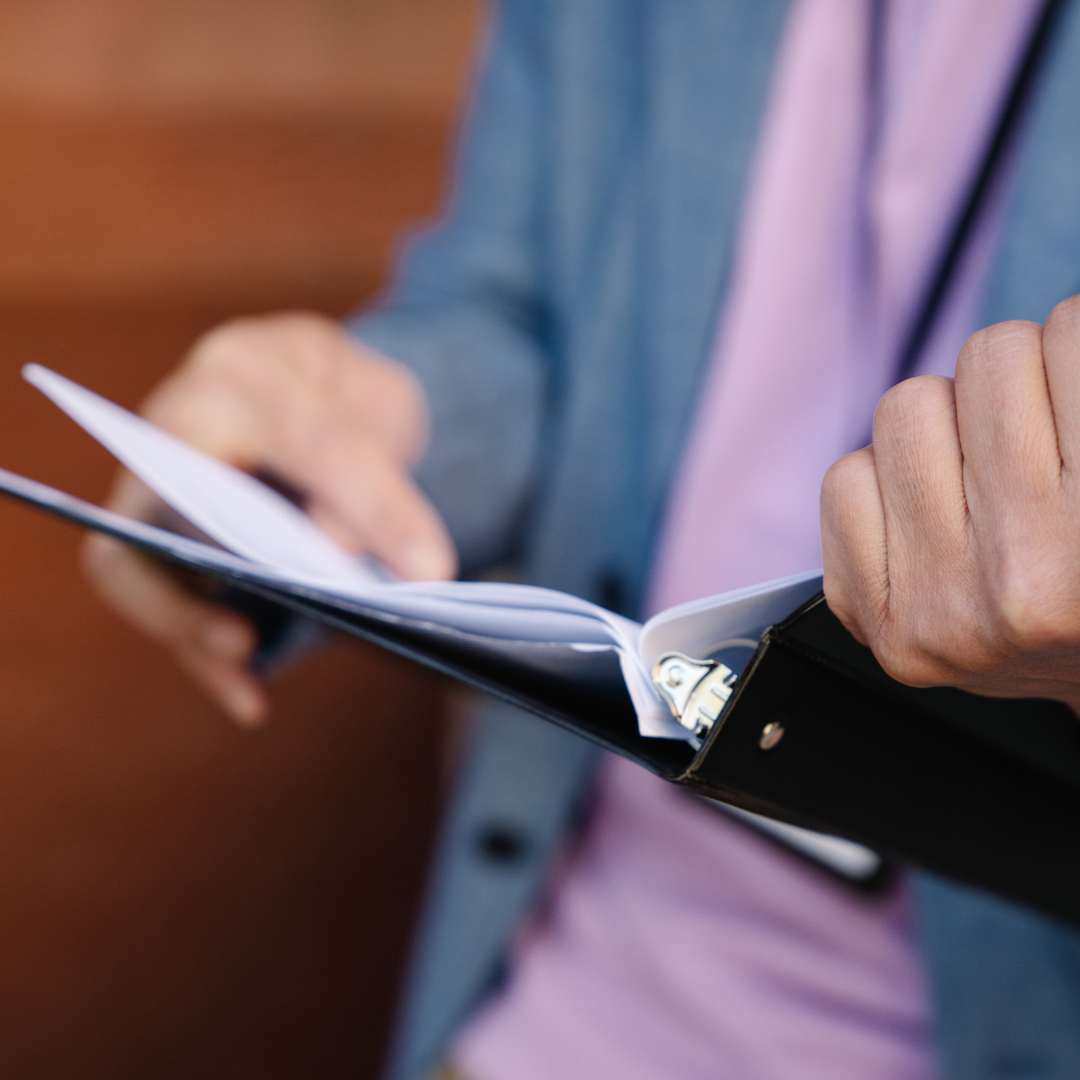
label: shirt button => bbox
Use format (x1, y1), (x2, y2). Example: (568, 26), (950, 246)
(475, 824), (530, 865)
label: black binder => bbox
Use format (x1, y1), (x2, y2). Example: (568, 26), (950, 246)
(3, 469), (1080, 927)
(288, 585), (1080, 927)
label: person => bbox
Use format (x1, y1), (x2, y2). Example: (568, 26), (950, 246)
(82, 1), (1080, 1077)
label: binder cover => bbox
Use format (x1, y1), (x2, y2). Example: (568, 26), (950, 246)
(161, 559), (1080, 926)
(3, 466), (1079, 925)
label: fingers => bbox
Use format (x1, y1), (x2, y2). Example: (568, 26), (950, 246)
(871, 375), (969, 591)
(82, 533), (267, 726)
(82, 310), (457, 725)
(275, 427), (458, 581)
(822, 312), (1080, 690)
(142, 312), (456, 581)
(954, 317), (1080, 644)
(821, 446), (887, 647)
(824, 376), (987, 686)
(145, 313), (428, 467)
(871, 375), (990, 681)
(1042, 295), (1080, 474)
(86, 471), (267, 726)
(954, 320), (1059, 527)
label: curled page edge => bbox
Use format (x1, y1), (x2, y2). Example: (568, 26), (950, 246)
(637, 570), (824, 671)
(22, 364), (383, 587)
(14, 366), (824, 745)
(0, 459), (683, 738)
(21, 364), (686, 737)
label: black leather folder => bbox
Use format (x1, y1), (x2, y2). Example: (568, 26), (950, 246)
(680, 596), (1080, 924)
(297, 586), (1080, 927)
(3, 469), (1080, 927)
(156, 558), (1080, 928)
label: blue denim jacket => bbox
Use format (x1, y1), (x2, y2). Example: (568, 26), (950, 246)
(354, 2), (1080, 1076)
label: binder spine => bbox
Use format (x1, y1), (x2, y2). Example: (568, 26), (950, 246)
(683, 611), (1080, 926)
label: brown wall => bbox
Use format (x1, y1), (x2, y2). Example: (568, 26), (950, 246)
(0, 3), (482, 1076)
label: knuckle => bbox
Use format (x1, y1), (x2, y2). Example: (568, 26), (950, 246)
(188, 318), (268, 381)
(874, 375), (943, 429)
(873, 377), (959, 461)
(1044, 294), (1080, 341)
(378, 360), (424, 418)
(822, 452), (857, 494)
(956, 319), (1042, 378)
(897, 373), (951, 409)
(823, 447), (876, 500)
(185, 312), (343, 396)
(819, 460), (847, 513)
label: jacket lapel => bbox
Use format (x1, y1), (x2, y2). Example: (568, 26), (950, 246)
(629, 0), (792, 593)
(983, 0), (1080, 324)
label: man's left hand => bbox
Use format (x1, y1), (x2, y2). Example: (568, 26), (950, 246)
(821, 294), (1080, 715)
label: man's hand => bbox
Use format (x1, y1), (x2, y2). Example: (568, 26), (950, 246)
(82, 312), (457, 726)
(822, 295), (1080, 714)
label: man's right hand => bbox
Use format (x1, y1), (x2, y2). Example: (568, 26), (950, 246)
(81, 312), (457, 727)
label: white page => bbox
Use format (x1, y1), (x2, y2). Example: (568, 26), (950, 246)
(23, 365), (665, 721)
(638, 570), (824, 669)
(22, 365), (823, 743)
(13, 369), (879, 872)
(0, 463), (880, 874)
(24, 364), (384, 587)
(22, 366), (630, 636)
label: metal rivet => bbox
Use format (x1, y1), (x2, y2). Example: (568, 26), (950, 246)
(759, 721), (785, 750)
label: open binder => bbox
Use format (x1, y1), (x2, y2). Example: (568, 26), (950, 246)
(3, 366), (1080, 926)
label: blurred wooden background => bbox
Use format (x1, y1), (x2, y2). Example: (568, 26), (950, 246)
(0, 1), (482, 1076)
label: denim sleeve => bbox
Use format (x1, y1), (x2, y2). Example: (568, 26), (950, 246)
(349, 0), (552, 576)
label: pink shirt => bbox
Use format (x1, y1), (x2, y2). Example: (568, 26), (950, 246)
(454, 2), (1042, 1077)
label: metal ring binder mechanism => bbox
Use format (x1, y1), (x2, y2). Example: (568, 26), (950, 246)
(652, 653), (737, 738)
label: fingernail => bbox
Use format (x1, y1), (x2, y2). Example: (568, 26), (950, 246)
(200, 618), (252, 658)
(399, 540), (451, 580)
(222, 680), (265, 729)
